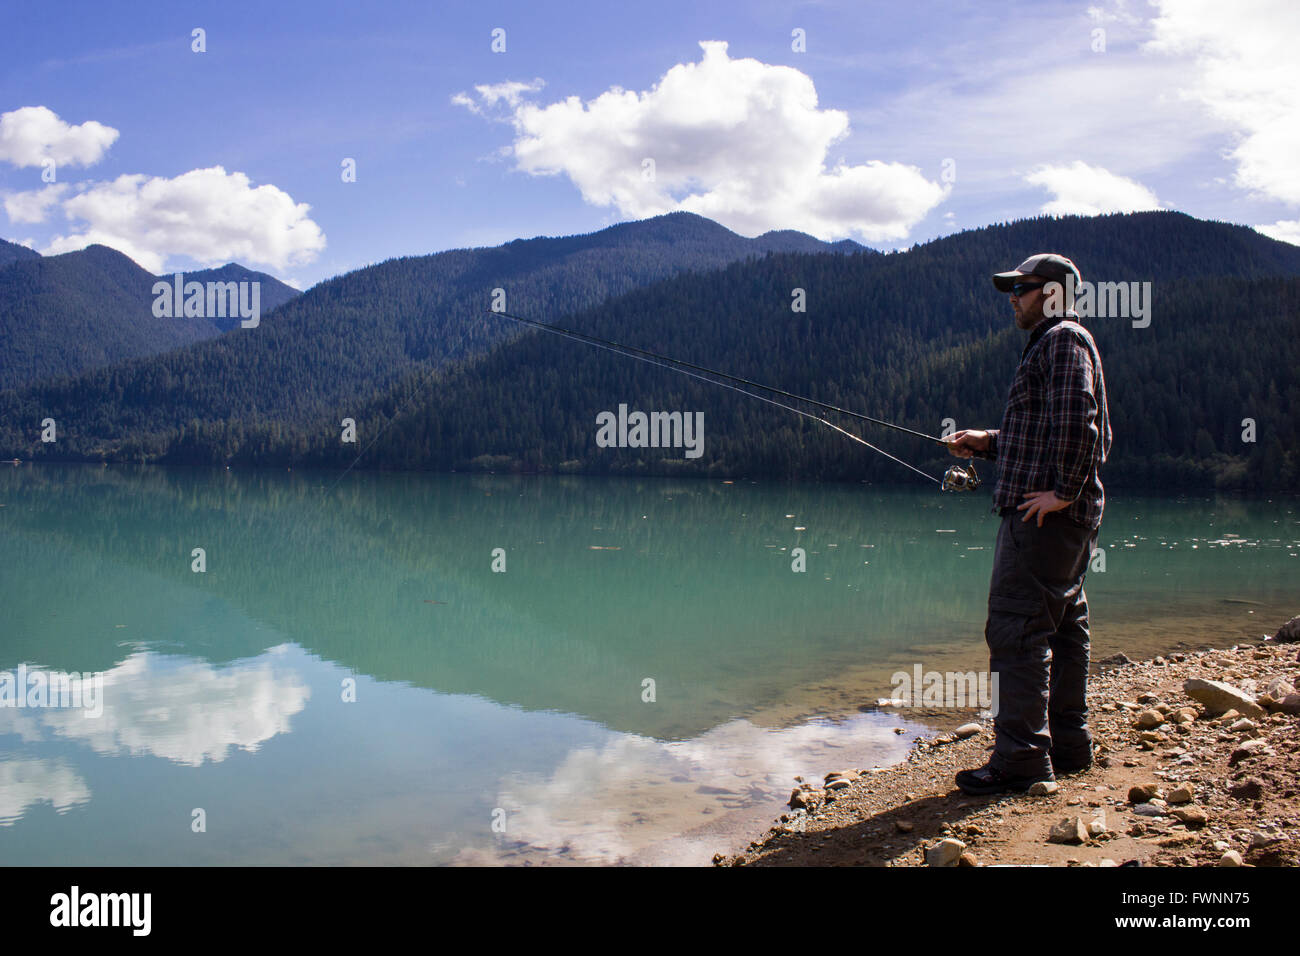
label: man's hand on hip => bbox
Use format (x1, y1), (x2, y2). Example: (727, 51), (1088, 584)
(1018, 490), (1070, 526)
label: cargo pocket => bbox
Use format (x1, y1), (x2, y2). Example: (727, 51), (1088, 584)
(987, 591), (1041, 657)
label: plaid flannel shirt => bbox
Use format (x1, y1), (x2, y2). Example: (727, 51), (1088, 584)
(973, 313), (1112, 529)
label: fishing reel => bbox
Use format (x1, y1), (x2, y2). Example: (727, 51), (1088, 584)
(941, 463), (981, 493)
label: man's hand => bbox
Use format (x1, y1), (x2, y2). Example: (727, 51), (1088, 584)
(1018, 490), (1070, 526)
(945, 429), (989, 459)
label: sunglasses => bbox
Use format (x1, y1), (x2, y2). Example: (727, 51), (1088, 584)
(1010, 281), (1046, 297)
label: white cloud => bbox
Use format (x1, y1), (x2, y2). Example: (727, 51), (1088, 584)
(42, 166), (326, 272)
(1145, 0), (1300, 206)
(458, 41), (947, 241)
(1025, 161), (1162, 216)
(1256, 220), (1300, 247)
(0, 106), (118, 168)
(3, 183), (69, 224)
(451, 79), (544, 117)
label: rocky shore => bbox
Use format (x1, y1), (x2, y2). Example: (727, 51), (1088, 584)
(717, 615), (1300, 867)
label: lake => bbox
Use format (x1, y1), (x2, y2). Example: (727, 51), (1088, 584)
(0, 463), (1295, 864)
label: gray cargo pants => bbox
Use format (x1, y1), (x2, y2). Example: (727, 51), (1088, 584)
(985, 507), (1099, 777)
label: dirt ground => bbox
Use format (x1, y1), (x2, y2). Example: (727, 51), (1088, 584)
(718, 626), (1300, 867)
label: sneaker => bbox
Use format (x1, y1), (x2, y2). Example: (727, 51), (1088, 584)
(955, 762), (1053, 796)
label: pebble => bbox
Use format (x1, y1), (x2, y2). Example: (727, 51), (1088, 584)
(1218, 850), (1244, 867)
(1028, 780), (1059, 796)
(1048, 816), (1090, 845)
(1128, 783), (1162, 803)
(955, 723), (982, 739)
(926, 838), (966, 867)
(1135, 709), (1165, 730)
(1169, 806), (1208, 828)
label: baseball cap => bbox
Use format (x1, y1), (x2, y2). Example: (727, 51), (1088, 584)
(992, 253), (1082, 293)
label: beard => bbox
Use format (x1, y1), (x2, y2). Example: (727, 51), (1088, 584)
(1014, 301), (1045, 330)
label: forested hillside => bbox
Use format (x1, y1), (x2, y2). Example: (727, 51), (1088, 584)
(0, 212), (865, 437)
(3, 211), (1297, 491)
(0, 245), (299, 389)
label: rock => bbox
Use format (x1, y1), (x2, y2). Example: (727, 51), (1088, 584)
(1218, 850), (1244, 867)
(954, 723), (982, 739)
(1028, 780), (1060, 796)
(1264, 676), (1296, 699)
(1228, 718), (1257, 732)
(1088, 812), (1109, 836)
(1135, 709), (1165, 730)
(1228, 739), (1271, 765)
(825, 769), (859, 784)
(1271, 615), (1300, 643)
(1132, 803), (1166, 817)
(1099, 858), (1118, 867)
(1128, 783), (1162, 803)
(926, 838), (966, 867)
(825, 778), (852, 791)
(789, 787), (824, 810)
(1229, 777), (1264, 800)
(1099, 653), (1132, 667)
(1170, 806), (1208, 828)
(1167, 784), (1194, 805)
(1048, 817), (1090, 844)
(895, 820), (914, 833)
(1272, 693), (1300, 716)
(1183, 678), (1266, 719)
(1250, 829), (1283, 848)
(958, 851), (980, 867)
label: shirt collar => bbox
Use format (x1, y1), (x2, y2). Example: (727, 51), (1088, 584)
(1022, 311), (1075, 358)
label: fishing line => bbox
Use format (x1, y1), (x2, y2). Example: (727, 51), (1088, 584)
(507, 314), (940, 484)
(487, 310), (948, 446)
(486, 309), (969, 487)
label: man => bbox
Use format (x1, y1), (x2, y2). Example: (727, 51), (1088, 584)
(946, 253), (1112, 796)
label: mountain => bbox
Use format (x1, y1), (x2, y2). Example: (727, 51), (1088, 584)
(0, 244), (300, 389)
(0, 238), (40, 269)
(0, 213), (867, 448)
(322, 211), (1298, 492)
(4, 210), (1297, 491)
(179, 262), (300, 332)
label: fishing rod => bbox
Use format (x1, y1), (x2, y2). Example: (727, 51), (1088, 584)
(485, 309), (981, 492)
(489, 309), (946, 445)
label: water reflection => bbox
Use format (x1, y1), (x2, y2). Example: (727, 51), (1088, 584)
(0, 756), (91, 826)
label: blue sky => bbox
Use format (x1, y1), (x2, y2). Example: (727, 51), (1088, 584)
(2, 0), (1297, 288)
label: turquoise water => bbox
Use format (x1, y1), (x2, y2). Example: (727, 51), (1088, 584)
(0, 464), (1295, 864)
